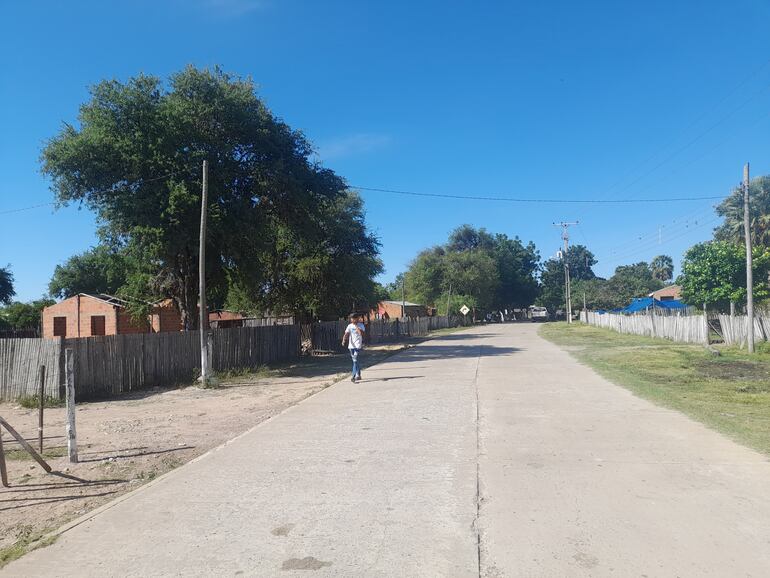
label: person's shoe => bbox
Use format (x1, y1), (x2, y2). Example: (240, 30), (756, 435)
(351, 376), (356, 383)
(356, 373), (362, 381)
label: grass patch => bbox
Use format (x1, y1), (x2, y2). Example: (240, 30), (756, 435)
(4, 446), (67, 461)
(0, 527), (59, 569)
(540, 322), (770, 457)
(16, 395), (64, 409)
(216, 366), (282, 381)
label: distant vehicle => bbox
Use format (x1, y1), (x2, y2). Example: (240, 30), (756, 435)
(530, 306), (549, 322)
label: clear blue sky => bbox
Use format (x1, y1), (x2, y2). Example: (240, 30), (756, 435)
(2, 0), (770, 301)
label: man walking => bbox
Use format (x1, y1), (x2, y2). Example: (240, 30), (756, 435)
(342, 313), (366, 382)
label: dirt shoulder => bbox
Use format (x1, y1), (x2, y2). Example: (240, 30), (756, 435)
(0, 343), (411, 566)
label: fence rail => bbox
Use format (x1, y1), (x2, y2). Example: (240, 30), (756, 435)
(581, 311), (707, 344)
(0, 325), (300, 402)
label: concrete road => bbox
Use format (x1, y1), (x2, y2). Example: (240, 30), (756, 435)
(4, 324), (770, 577)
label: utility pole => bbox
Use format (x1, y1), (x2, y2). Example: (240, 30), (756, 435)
(401, 277), (406, 319)
(554, 221), (579, 323)
(446, 283), (452, 318)
(743, 162), (755, 353)
(199, 159), (211, 382)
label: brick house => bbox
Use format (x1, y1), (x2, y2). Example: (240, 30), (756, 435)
(42, 294), (182, 338)
(372, 300), (430, 319)
(209, 310), (244, 329)
(648, 285), (682, 302)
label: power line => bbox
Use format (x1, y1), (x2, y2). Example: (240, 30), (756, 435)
(0, 202), (56, 216)
(353, 186), (723, 204)
(595, 60), (770, 201)
(0, 171), (187, 218)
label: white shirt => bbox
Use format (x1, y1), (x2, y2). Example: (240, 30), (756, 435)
(345, 322), (365, 349)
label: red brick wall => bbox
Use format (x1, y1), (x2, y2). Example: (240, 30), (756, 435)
(42, 295), (118, 338)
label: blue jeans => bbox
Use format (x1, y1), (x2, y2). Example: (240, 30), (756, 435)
(349, 348), (361, 378)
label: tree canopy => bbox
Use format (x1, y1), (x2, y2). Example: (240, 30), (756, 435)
(42, 66), (381, 324)
(0, 299), (55, 331)
(48, 246), (129, 299)
(0, 266), (14, 305)
(402, 225), (539, 315)
(714, 176), (770, 247)
(650, 254), (674, 283)
(678, 241), (770, 308)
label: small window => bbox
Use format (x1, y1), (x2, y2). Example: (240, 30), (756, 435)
(90, 315), (106, 336)
(53, 317), (67, 337)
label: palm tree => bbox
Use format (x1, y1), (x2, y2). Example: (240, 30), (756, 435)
(0, 265), (15, 305)
(650, 255), (674, 284)
(714, 176), (770, 247)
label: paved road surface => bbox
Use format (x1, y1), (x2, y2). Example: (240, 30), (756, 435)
(4, 324), (770, 577)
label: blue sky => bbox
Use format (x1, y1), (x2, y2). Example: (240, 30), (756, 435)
(2, 0), (770, 301)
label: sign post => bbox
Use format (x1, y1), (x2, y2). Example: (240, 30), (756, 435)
(460, 304), (470, 324)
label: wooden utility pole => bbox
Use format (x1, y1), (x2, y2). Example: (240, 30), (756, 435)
(743, 163), (755, 353)
(38, 365), (45, 453)
(554, 222), (579, 323)
(402, 277), (406, 319)
(65, 348), (77, 463)
(446, 283), (452, 318)
(199, 159), (211, 382)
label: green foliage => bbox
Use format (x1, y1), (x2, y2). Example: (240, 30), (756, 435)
(679, 241), (770, 308)
(0, 266), (15, 305)
(402, 225), (539, 314)
(0, 299), (55, 330)
(540, 252), (662, 312)
(650, 254), (674, 283)
(537, 245), (596, 312)
(48, 246), (129, 298)
(565, 245), (597, 281)
(607, 262), (663, 304)
(42, 66), (380, 325)
(714, 176), (770, 247)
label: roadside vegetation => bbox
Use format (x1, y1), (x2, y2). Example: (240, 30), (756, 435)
(541, 322), (770, 457)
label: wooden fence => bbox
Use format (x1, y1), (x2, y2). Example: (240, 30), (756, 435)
(310, 316), (458, 353)
(0, 325), (300, 402)
(717, 314), (770, 348)
(0, 338), (61, 400)
(581, 311), (707, 344)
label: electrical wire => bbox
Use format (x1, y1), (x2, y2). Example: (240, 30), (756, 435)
(353, 186), (723, 204)
(0, 171), (186, 218)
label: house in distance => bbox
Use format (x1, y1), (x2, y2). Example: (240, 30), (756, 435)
(42, 294), (182, 338)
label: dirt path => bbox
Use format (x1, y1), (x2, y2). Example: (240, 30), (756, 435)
(0, 345), (403, 561)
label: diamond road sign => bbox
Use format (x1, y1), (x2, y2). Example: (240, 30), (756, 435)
(460, 305), (470, 316)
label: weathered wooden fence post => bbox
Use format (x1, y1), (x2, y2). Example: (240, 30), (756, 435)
(38, 365), (45, 453)
(0, 427), (7, 487)
(703, 303), (710, 346)
(65, 348), (78, 463)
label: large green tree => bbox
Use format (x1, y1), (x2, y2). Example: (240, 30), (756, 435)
(42, 66), (376, 326)
(678, 241), (770, 309)
(537, 245), (596, 312)
(606, 262), (663, 305)
(48, 246), (129, 299)
(403, 225), (539, 315)
(0, 266), (15, 305)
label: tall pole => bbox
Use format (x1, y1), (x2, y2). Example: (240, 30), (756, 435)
(743, 162), (755, 353)
(402, 277), (406, 319)
(199, 160), (211, 382)
(554, 221), (579, 323)
(446, 283), (452, 317)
